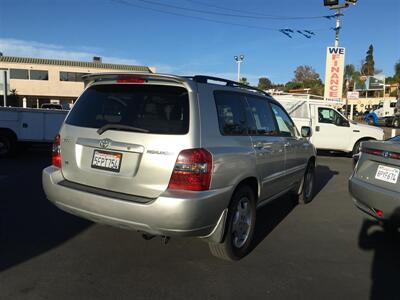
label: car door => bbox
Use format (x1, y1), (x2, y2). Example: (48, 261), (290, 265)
(312, 106), (351, 151)
(270, 102), (310, 187)
(245, 95), (286, 201)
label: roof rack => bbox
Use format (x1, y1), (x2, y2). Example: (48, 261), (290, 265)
(187, 75), (271, 97)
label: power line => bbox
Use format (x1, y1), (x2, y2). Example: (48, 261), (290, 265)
(137, 0), (335, 20)
(111, 0), (329, 35)
(182, 0), (335, 20)
(111, 0), (277, 31)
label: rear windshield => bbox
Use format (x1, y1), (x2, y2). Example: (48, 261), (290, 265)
(66, 84), (189, 134)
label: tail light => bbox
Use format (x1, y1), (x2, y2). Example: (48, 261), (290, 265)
(373, 208), (383, 218)
(361, 148), (400, 160)
(168, 148), (212, 191)
(52, 134), (61, 168)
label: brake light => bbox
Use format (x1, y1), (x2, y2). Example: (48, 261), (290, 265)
(374, 208), (383, 217)
(362, 148), (400, 160)
(52, 134), (61, 168)
(168, 148), (212, 191)
(362, 148), (384, 156)
(116, 76), (145, 83)
(389, 152), (400, 160)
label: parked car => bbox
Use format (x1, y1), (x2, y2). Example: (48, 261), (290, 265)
(0, 106), (68, 157)
(42, 73), (317, 260)
(275, 96), (384, 155)
(349, 135), (400, 231)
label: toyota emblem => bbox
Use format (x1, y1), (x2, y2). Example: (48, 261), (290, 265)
(99, 139), (110, 149)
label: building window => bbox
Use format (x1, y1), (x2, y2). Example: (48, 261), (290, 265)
(60, 71), (88, 82)
(10, 68), (29, 80)
(30, 70), (48, 80)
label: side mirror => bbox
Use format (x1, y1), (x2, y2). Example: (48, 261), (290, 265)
(301, 126), (312, 138)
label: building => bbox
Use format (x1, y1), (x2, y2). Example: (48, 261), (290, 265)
(0, 55), (155, 108)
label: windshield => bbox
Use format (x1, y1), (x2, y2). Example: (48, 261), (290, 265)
(65, 84), (189, 135)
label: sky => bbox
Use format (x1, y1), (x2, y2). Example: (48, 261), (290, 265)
(0, 0), (399, 85)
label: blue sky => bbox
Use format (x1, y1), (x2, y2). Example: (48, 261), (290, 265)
(0, 0), (399, 84)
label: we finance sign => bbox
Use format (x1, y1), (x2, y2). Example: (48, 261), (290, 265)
(324, 47), (345, 102)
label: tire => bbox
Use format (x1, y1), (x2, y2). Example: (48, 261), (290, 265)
(297, 161), (315, 205)
(208, 185), (256, 261)
(352, 140), (362, 156)
(382, 221), (399, 235)
(0, 133), (15, 158)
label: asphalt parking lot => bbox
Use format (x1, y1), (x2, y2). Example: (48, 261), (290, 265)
(1, 147), (399, 300)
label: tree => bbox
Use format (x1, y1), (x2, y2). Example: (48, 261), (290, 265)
(344, 64), (356, 81)
(240, 77), (249, 85)
(257, 77), (272, 90)
(343, 64), (362, 91)
(6, 89), (19, 107)
(284, 65), (324, 96)
(361, 44), (375, 76)
(293, 65), (321, 83)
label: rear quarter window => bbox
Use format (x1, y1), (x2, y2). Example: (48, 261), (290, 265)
(65, 84), (189, 134)
(214, 91), (248, 135)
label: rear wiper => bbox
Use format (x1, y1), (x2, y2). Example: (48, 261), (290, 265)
(97, 124), (149, 135)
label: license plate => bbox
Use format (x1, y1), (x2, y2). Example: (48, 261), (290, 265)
(91, 150), (122, 172)
(375, 165), (399, 184)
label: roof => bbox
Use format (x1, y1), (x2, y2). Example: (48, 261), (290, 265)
(0, 56), (151, 72)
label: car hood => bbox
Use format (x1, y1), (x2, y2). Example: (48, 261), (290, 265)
(352, 122), (384, 139)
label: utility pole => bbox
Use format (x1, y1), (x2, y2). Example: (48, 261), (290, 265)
(324, 0), (358, 47)
(234, 55), (244, 82)
(334, 9), (341, 47)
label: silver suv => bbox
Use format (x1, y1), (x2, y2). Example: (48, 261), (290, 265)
(42, 73), (316, 260)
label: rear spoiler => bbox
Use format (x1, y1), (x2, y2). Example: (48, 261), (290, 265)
(82, 72), (188, 88)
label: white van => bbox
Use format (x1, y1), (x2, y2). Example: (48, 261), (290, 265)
(275, 94), (384, 154)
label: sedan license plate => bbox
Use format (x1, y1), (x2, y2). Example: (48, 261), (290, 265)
(91, 150), (122, 172)
(375, 165), (399, 184)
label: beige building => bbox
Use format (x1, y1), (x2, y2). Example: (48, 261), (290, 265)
(0, 55), (155, 108)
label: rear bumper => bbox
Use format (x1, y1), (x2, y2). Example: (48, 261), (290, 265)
(42, 166), (232, 238)
(349, 175), (400, 222)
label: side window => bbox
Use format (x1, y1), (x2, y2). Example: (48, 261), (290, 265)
(318, 108), (335, 124)
(246, 96), (278, 135)
(270, 103), (297, 137)
(214, 92), (248, 135)
(318, 107), (347, 126)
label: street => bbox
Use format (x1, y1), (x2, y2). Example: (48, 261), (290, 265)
(0, 148), (399, 300)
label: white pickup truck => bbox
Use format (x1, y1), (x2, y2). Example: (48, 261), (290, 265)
(0, 107), (68, 157)
(275, 94), (384, 154)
